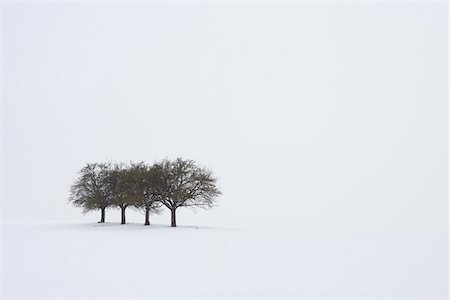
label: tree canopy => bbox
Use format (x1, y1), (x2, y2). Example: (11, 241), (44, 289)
(69, 158), (221, 227)
(69, 162), (115, 223)
(157, 158), (221, 226)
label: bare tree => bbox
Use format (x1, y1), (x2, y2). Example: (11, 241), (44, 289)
(127, 162), (162, 225)
(157, 158), (221, 227)
(109, 163), (142, 224)
(69, 162), (114, 223)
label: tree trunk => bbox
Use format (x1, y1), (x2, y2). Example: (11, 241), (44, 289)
(121, 206), (126, 224)
(99, 208), (105, 223)
(144, 208), (150, 226)
(170, 208), (177, 227)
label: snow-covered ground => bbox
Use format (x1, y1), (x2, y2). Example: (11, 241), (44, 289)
(2, 218), (447, 299)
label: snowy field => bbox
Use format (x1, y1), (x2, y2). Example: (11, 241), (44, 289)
(2, 217), (447, 299)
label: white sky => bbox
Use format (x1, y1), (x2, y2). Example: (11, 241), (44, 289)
(2, 2), (448, 231)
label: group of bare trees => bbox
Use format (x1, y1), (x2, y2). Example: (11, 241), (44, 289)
(69, 158), (221, 227)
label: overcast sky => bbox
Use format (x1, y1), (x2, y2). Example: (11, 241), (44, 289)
(2, 2), (447, 236)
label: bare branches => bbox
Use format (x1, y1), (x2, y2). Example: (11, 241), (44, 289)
(155, 158), (221, 226)
(69, 158), (221, 226)
(69, 162), (115, 221)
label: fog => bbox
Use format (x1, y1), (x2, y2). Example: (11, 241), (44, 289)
(1, 2), (448, 297)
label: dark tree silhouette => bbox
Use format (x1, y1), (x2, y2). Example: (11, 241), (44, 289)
(70, 159), (221, 227)
(157, 158), (221, 227)
(127, 162), (162, 225)
(69, 162), (114, 223)
(109, 163), (142, 224)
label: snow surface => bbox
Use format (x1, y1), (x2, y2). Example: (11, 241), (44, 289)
(2, 218), (447, 299)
